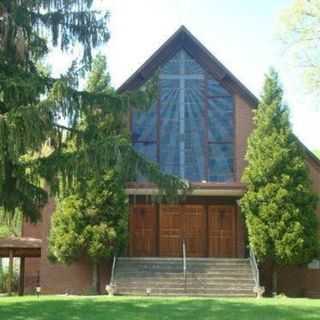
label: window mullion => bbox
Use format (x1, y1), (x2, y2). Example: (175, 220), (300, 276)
(179, 51), (185, 179)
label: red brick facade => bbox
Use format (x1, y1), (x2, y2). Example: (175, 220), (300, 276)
(22, 197), (112, 295)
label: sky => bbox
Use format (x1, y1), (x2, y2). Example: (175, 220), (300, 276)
(48, 0), (320, 151)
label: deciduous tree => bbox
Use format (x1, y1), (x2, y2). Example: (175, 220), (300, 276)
(280, 0), (320, 97)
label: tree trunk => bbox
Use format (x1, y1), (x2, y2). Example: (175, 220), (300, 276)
(272, 264), (278, 296)
(92, 262), (100, 295)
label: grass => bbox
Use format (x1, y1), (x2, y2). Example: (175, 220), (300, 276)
(0, 295), (320, 320)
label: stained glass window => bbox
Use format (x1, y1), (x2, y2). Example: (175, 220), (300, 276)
(131, 101), (157, 172)
(132, 102), (157, 142)
(131, 49), (235, 182)
(133, 142), (157, 163)
(184, 79), (205, 181)
(208, 144), (234, 182)
(208, 76), (231, 97)
(208, 98), (233, 142)
(207, 80), (234, 182)
(159, 78), (180, 176)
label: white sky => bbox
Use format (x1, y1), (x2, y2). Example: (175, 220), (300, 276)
(48, 0), (320, 151)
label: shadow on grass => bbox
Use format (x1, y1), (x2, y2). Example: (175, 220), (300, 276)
(0, 296), (320, 320)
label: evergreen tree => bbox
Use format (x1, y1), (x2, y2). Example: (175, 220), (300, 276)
(0, 1), (188, 223)
(48, 53), (187, 294)
(240, 69), (319, 291)
(0, 208), (22, 238)
(48, 171), (127, 294)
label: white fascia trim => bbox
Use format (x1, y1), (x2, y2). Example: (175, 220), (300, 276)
(125, 188), (244, 197)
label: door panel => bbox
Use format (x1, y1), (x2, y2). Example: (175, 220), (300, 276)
(183, 205), (206, 257)
(208, 205), (236, 257)
(159, 205), (206, 257)
(159, 205), (182, 257)
(129, 205), (157, 257)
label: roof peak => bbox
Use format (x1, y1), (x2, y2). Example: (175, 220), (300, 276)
(177, 25), (188, 32)
(118, 26), (259, 106)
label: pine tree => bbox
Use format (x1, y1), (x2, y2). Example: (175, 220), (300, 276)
(240, 69), (319, 292)
(0, 1), (188, 222)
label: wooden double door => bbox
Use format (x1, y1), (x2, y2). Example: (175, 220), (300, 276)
(159, 205), (206, 257)
(129, 204), (236, 258)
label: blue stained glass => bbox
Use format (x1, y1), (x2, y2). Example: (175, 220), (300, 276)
(160, 50), (204, 76)
(159, 78), (180, 176)
(208, 76), (231, 97)
(133, 142), (157, 182)
(184, 79), (205, 181)
(184, 51), (204, 75)
(131, 49), (235, 183)
(132, 102), (157, 142)
(160, 79), (180, 107)
(208, 97), (233, 142)
(208, 143), (234, 182)
(160, 51), (181, 75)
(133, 142), (157, 163)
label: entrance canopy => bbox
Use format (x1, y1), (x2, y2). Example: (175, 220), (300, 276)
(0, 237), (41, 296)
(0, 237), (41, 257)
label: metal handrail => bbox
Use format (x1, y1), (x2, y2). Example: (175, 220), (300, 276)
(110, 255), (117, 286)
(182, 240), (187, 291)
(249, 246), (260, 289)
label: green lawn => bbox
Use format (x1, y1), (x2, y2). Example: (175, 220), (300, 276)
(0, 295), (320, 320)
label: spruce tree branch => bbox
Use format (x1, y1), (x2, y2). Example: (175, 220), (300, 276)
(53, 123), (80, 133)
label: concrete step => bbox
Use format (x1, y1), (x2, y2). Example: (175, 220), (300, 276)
(116, 263), (252, 269)
(117, 264), (252, 270)
(116, 260), (251, 266)
(115, 283), (253, 292)
(115, 287), (255, 297)
(117, 275), (254, 284)
(115, 271), (253, 278)
(113, 257), (256, 297)
(115, 279), (255, 286)
(118, 257), (250, 262)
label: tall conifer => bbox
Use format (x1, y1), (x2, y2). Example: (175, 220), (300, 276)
(241, 69), (319, 291)
(0, 1), (187, 222)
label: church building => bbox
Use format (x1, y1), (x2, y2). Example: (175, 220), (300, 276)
(22, 26), (320, 297)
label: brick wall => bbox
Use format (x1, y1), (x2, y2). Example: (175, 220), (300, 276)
(304, 157), (320, 297)
(22, 214), (42, 293)
(234, 94), (254, 182)
(23, 196), (112, 295)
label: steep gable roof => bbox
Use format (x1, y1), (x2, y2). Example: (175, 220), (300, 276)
(118, 25), (259, 106)
(118, 25), (320, 169)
